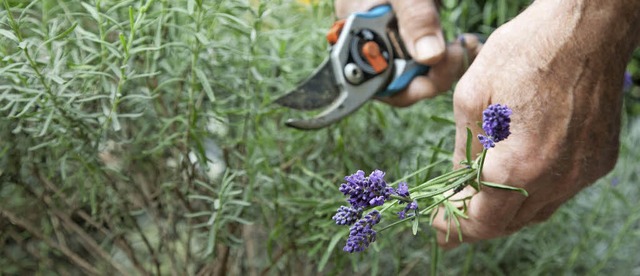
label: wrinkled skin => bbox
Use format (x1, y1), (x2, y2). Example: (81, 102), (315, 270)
(335, 0), (640, 248)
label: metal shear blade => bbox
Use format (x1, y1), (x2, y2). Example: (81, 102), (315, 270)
(274, 58), (339, 110)
(275, 4), (427, 130)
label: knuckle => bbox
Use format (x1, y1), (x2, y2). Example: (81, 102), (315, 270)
(453, 83), (483, 114)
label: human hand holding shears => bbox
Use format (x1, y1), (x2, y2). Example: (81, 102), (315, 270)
(276, 1), (482, 129)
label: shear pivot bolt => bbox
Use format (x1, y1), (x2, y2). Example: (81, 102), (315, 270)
(344, 63), (364, 84)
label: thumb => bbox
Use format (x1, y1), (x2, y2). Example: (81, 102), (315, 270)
(390, 0), (445, 64)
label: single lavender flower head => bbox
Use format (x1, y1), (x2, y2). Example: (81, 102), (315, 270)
(397, 200), (418, 219)
(395, 182), (410, 198)
(482, 104), (512, 141)
(343, 210), (381, 253)
(478, 104), (512, 149)
(393, 183), (418, 219)
(477, 134), (495, 149)
(332, 206), (363, 225)
(339, 170), (394, 208)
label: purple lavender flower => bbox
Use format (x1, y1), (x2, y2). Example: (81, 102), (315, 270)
(343, 210), (381, 253)
(395, 182), (410, 197)
(478, 104), (512, 149)
(393, 182), (418, 219)
(477, 134), (495, 149)
(339, 170), (394, 208)
(332, 206), (363, 225)
(397, 200), (418, 219)
(624, 71), (633, 92)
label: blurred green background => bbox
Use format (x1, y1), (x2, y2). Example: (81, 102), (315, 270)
(1, 0), (639, 275)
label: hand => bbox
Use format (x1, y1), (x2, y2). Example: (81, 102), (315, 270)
(335, 0), (444, 64)
(432, 0), (640, 248)
(336, 0), (462, 106)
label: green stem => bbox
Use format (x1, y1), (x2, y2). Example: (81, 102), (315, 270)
(378, 191), (458, 232)
(389, 194), (413, 203)
(410, 167), (475, 193)
(388, 159), (446, 187)
(475, 149), (488, 189)
(412, 172), (476, 200)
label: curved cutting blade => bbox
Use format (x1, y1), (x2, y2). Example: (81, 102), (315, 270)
(274, 58), (339, 110)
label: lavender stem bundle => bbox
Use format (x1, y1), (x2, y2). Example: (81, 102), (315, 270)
(332, 104), (528, 253)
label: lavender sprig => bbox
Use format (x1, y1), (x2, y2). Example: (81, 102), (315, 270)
(332, 104), (526, 253)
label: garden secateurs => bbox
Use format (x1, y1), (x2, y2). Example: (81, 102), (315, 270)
(275, 4), (430, 130)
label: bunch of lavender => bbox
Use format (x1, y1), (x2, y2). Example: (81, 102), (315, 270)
(332, 170), (418, 252)
(332, 104), (527, 253)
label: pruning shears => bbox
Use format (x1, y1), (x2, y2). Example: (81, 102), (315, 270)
(275, 4), (430, 130)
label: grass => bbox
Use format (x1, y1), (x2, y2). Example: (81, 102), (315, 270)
(1, 0), (639, 275)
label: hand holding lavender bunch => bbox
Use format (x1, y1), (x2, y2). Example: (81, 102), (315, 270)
(332, 104), (527, 253)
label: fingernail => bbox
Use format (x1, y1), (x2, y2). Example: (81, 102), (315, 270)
(415, 36), (444, 63)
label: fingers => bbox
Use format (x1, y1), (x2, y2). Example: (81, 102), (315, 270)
(390, 0), (445, 64)
(377, 77), (439, 107)
(378, 34), (483, 107)
(432, 75), (526, 248)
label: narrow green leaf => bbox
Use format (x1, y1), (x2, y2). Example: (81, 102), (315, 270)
(205, 220), (217, 256)
(44, 22), (78, 45)
(228, 216), (252, 225)
(80, 2), (100, 22)
(318, 232), (344, 272)
(129, 6), (135, 32)
(226, 199), (251, 207)
(498, 0), (507, 24)
(412, 212), (419, 235)
(0, 29), (18, 43)
(188, 194), (218, 204)
(430, 115), (455, 125)
(466, 127), (473, 164)
(119, 33), (127, 52)
(481, 181), (528, 197)
(184, 211), (212, 218)
(38, 109), (54, 137)
(195, 68), (215, 102)
(187, 0), (195, 14)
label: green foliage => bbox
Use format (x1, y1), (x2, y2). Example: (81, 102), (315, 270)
(1, 0), (639, 275)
